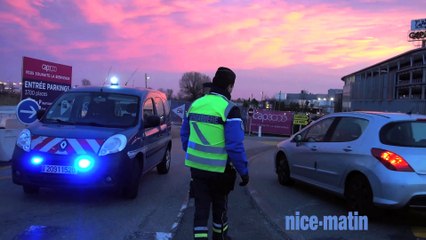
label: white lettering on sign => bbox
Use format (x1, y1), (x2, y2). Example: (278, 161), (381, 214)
(252, 112), (288, 122)
(24, 81), (46, 90)
(46, 83), (70, 91)
(35, 71), (51, 78)
(42, 64), (58, 72)
(54, 75), (71, 81)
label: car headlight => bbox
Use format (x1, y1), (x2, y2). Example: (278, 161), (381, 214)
(16, 129), (31, 152)
(98, 134), (127, 156)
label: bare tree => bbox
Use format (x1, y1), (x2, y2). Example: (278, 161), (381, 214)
(82, 79), (91, 86)
(158, 88), (174, 99)
(165, 88), (174, 99)
(178, 72), (210, 102)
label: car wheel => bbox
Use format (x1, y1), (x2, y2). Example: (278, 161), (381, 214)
(345, 174), (374, 214)
(276, 154), (293, 186)
(23, 185), (39, 194)
(157, 146), (171, 174)
(122, 159), (141, 199)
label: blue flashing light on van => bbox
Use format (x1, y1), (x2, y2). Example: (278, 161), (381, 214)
(11, 86), (172, 199)
(30, 156), (44, 165)
(74, 155), (95, 172)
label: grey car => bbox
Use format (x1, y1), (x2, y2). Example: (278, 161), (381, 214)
(275, 111), (426, 212)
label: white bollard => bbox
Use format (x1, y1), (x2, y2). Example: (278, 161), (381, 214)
(258, 125), (262, 137)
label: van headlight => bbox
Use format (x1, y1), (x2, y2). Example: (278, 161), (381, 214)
(16, 129), (31, 152)
(98, 134), (127, 156)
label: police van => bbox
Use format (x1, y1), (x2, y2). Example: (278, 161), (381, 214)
(11, 86), (172, 199)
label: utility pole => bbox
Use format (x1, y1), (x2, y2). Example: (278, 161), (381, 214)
(278, 90), (282, 111)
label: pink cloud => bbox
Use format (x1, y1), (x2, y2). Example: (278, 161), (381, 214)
(1, 0), (59, 46)
(42, 1), (422, 72)
(1, 0), (424, 97)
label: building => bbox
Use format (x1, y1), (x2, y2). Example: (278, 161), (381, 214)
(273, 89), (342, 114)
(341, 47), (426, 114)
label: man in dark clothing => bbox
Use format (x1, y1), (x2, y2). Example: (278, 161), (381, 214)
(180, 67), (249, 240)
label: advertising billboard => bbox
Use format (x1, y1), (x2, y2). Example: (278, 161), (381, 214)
(22, 56), (72, 109)
(411, 18), (426, 31)
(248, 109), (293, 136)
(409, 19), (426, 43)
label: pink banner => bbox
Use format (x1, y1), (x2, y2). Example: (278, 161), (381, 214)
(248, 109), (293, 136)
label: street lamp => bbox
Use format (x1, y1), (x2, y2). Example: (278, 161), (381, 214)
(145, 73), (150, 88)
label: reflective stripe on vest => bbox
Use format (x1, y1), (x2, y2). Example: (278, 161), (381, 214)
(185, 94), (234, 173)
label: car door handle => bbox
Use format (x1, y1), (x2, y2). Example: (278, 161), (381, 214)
(343, 146), (352, 152)
(310, 146), (318, 151)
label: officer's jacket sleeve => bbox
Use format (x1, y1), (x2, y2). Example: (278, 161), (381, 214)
(180, 114), (190, 152)
(225, 106), (249, 176)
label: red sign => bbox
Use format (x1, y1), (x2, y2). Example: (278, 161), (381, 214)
(22, 57), (72, 109)
(249, 109), (293, 136)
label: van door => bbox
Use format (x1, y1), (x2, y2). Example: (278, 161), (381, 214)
(153, 96), (171, 162)
(142, 97), (161, 171)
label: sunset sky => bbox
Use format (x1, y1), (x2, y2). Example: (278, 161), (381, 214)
(0, 0), (424, 99)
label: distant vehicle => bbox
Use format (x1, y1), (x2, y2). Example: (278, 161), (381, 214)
(12, 86), (172, 199)
(274, 111), (426, 212)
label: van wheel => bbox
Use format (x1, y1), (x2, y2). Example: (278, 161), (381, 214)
(157, 146), (171, 174)
(23, 185), (39, 194)
(276, 154), (293, 186)
(345, 174), (374, 215)
(122, 160), (141, 199)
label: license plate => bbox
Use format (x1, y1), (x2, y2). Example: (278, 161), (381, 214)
(41, 165), (77, 174)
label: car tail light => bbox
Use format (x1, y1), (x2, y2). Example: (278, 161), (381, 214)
(371, 148), (413, 172)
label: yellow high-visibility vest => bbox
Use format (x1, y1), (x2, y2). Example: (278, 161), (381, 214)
(184, 94), (235, 173)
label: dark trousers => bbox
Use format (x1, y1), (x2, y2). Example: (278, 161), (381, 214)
(191, 166), (236, 240)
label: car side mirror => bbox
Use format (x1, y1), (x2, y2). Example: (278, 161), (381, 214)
(144, 115), (161, 128)
(36, 109), (46, 120)
(294, 134), (303, 146)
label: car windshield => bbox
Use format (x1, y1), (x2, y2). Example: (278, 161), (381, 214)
(43, 92), (139, 128)
(380, 121), (426, 147)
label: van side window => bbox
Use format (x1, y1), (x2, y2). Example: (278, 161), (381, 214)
(163, 97), (170, 116)
(154, 97), (165, 122)
(143, 98), (155, 120)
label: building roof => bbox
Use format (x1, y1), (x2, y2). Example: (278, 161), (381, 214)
(341, 47), (426, 81)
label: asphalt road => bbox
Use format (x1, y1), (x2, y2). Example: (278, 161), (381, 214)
(0, 137), (190, 240)
(0, 133), (286, 240)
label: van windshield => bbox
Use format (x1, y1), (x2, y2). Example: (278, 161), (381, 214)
(43, 92), (139, 128)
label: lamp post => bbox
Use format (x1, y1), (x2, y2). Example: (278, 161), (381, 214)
(145, 73), (150, 88)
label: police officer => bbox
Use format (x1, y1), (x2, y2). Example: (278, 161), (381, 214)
(180, 66), (249, 240)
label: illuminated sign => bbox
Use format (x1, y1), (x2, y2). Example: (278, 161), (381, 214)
(411, 18), (426, 31)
